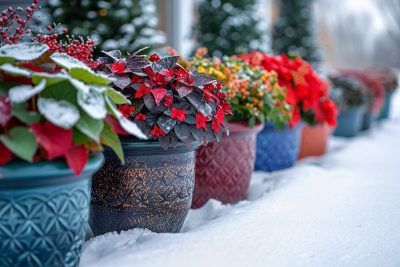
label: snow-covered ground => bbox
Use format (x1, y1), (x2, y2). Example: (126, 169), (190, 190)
(81, 92), (400, 267)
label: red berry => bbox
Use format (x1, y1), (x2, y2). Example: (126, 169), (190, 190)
(47, 25), (52, 31)
(16, 28), (23, 35)
(62, 28), (68, 34)
(34, 0), (40, 4)
(2, 12), (7, 17)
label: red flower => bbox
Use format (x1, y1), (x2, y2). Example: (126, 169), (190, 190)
(217, 92), (227, 99)
(150, 125), (165, 137)
(134, 84), (151, 98)
(214, 108), (225, 125)
(134, 113), (146, 121)
(164, 95), (173, 107)
(171, 108), (186, 122)
(118, 104), (135, 118)
(110, 61), (126, 74)
(196, 113), (208, 129)
(211, 120), (220, 133)
(149, 53), (161, 62)
(219, 102), (232, 115)
(203, 83), (214, 92)
(215, 83), (222, 91)
(131, 75), (142, 83)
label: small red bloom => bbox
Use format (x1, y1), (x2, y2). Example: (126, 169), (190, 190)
(164, 95), (173, 107)
(131, 75), (142, 84)
(134, 113), (146, 121)
(195, 113), (208, 129)
(203, 83), (214, 92)
(134, 84), (151, 98)
(219, 102), (232, 115)
(203, 91), (214, 102)
(150, 125), (165, 137)
(215, 83), (222, 91)
(110, 61), (126, 74)
(149, 53), (161, 62)
(118, 104), (135, 118)
(171, 108), (186, 122)
(214, 108), (225, 125)
(217, 92), (227, 99)
(211, 120), (220, 133)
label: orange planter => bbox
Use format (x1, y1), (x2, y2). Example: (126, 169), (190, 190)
(298, 124), (332, 159)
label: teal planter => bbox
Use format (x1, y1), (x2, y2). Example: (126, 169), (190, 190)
(334, 106), (365, 137)
(361, 110), (374, 131)
(0, 155), (104, 267)
(379, 92), (393, 120)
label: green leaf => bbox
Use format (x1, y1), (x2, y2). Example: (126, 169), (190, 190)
(77, 87), (107, 120)
(0, 127), (37, 162)
(73, 128), (91, 145)
(38, 97), (80, 129)
(9, 80), (46, 103)
(76, 112), (104, 142)
(106, 87), (130, 104)
(41, 80), (78, 104)
(32, 72), (68, 86)
(101, 122), (124, 163)
(12, 103), (41, 125)
(70, 68), (111, 86)
(0, 43), (49, 61)
(0, 64), (31, 77)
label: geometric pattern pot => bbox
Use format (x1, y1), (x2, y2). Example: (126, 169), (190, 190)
(90, 139), (197, 236)
(334, 106), (365, 137)
(255, 123), (303, 172)
(192, 123), (263, 209)
(298, 123), (332, 159)
(0, 155), (104, 267)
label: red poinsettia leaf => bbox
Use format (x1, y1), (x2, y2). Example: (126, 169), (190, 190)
(151, 88), (167, 106)
(65, 145), (88, 176)
(0, 142), (13, 165)
(105, 115), (129, 135)
(0, 96), (12, 127)
(110, 61), (126, 74)
(30, 122), (73, 160)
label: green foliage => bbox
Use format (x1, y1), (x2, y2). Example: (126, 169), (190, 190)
(272, 0), (322, 66)
(193, 0), (270, 57)
(45, 0), (165, 54)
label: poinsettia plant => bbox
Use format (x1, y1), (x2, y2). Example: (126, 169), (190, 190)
(238, 51), (337, 128)
(180, 48), (291, 127)
(92, 49), (231, 148)
(0, 43), (145, 175)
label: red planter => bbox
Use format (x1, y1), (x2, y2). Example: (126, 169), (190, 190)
(298, 123), (332, 159)
(192, 123), (263, 208)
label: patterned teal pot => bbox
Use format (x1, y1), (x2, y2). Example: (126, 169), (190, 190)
(0, 155), (104, 267)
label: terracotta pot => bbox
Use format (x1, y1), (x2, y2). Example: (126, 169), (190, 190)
(255, 123), (303, 172)
(298, 123), (332, 159)
(192, 123), (263, 208)
(90, 138), (197, 235)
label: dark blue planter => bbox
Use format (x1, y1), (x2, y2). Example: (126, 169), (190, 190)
(361, 110), (374, 131)
(334, 106), (365, 137)
(255, 123), (303, 172)
(378, 92), (393, 120)
(0, 155), (104, 267)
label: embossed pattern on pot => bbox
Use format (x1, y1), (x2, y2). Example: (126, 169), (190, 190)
(90, 141), (196, 235)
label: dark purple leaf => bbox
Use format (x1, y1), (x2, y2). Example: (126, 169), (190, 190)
(126, 55), (150, 76)
(190, 125), (205, 142)
(152, 56), (180, 71)
(157, 116), (176, 134)
(97, 56), (114, 65)
(176, 85), (193, 98)
(170, 136), (178, 148)
(145, 113), (158, 127)
(144, 93), (156, 110)
(130, 99), (144, 116)
(112, 74), (131, 90)
(159, 135), (171, 150)
(184, 114), (196, 124)
(0, 96), (12, 126)
(101, 50), (122, 61)
(174, 123), (190, 142)
(192, 72), (216, 86)
(186, 91), (213, 116)
(205, 126), (216, 142)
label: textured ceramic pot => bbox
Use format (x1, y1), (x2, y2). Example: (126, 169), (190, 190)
(0, 155), (104, 267)
(379, 92), (393, 120)
(255, 123), (303, 172)
(298, 123), (332, 159)
(334, 106), (365, 137)
(90, 138), (197, 235)
(192, 123), (263, 208)
(361, 110), (374, 131)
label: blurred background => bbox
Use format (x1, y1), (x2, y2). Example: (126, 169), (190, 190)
(2, 0), (399, 70)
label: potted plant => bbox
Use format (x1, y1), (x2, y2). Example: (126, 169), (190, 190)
(341, 69), (385, 131)
(183, 49), (291, 208)
(330, 74), (370, 137)
(239, 52), (337, 164)
(90, 49), (230, 234)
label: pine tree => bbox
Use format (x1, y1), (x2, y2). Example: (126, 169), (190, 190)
(193, 0), (270, 57)
(272, 0), (322, 66)
(45, 0), (165, 54)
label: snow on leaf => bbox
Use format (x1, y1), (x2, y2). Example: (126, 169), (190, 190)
(112, 74), (131, 89)
(176, 85), (193, 98)
(0, 127), (37, 162)
(50, 52), (89, 70)
(126, 55), (150, 75)
(157, 116), (176, 134)
(9, 80), (46, 103)
(77, 88), (107, 120)
(118, 117), (147, 139)
(31, 72), (68, 86)
(192, 73), (216, 86)
(153, 56), (179, 70)
(0, 43), (49, 62)
(101, 50), (122, 61)
(151, 88), (167, 106)
(186, 91), (213, 116)
(144, 93), (156, 110)
(38, 97), (80, 129)
(0, 64), (31, 77)
(0, 96), (12, 126)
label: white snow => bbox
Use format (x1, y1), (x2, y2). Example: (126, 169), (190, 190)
(80, 92), (400, 267)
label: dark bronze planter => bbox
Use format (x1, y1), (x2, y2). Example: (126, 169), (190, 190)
(193, 123), (263, 208)
(90, 138), (197, 236)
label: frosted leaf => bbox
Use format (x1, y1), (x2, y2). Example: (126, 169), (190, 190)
(9, 80), (46, 103)
(50, 52), (89, 71)
(0, 43), (49, 61)
(32, 72), (68, 86)
(0, 64), (31, 77)
(157, 116), (176, 134)
(77, 88), (107, 120)
(38, 97), (80, 129)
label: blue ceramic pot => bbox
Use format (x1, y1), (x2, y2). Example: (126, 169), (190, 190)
(378, 92), (393, 120)
(0, 155), (104, 267)
(334, 106), (365, 137)
(361, 109), (374, 131)
(255, 123), (303, 172)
